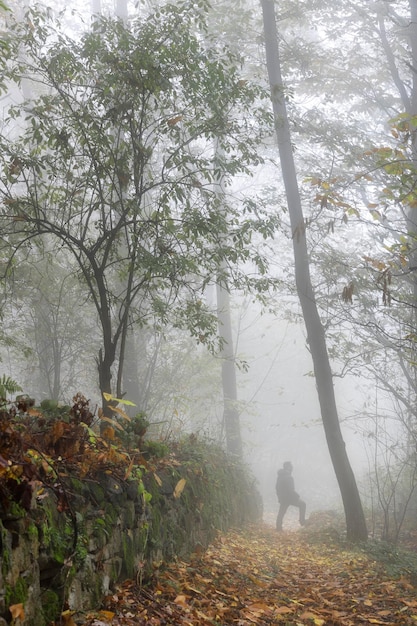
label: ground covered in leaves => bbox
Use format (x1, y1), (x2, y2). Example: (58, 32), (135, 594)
(75, 519), (417, 626)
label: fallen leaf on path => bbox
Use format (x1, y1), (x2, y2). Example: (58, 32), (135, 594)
(81, 521), (417, 626)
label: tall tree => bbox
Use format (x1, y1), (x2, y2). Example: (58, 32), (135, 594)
(216, 275), (242, 458)
(0, 1), (275, 417)
(215, 176), (243, 458)
(316, 0), (417, 436)
(260, 0), (368, 541)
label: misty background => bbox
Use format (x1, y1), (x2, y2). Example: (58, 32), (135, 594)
(1, 0), (416, 539)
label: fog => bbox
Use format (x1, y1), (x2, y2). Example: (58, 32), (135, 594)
(1, 0), (412, 537)
(237, 311), (374, 523)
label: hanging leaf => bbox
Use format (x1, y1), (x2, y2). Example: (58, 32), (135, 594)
(108, 405), (131, 421)
(102, 392), (136, 407)
(153, 471), (163, 486)
(124, 456), (135, 480)
(100, 416), (125, 431)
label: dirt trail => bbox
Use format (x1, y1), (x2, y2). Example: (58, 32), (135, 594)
(80, 522), (417, 626)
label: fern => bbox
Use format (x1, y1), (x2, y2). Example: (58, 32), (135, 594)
(0, 375), (22, 400)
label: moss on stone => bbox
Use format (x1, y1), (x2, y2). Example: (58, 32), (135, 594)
(0, 438), (262, 623)
(86, 480), (106, 504)
(103, 501), (119, 526)
(0, 521), (11, 578)
(122, 501), (135, 527)
(121, 533), (135, 578)
(91, 517), (109, 547)
(41, 589), (60, 623)
(27, 521), (38, 541)
(6, 576), (28, 606)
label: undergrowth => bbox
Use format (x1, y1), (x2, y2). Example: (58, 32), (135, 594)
(360, 539), (417, 584)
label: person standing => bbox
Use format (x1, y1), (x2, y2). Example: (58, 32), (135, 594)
(275, 461), (306, 531)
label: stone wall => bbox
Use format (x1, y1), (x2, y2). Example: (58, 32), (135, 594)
(0, 445), (262, 625)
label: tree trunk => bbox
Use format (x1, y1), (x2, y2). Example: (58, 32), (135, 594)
(213, 136), (243, 459)
(260, 0), (367, 541)
(121, 326), (142, 416)
(216, 281), (243, 458)
(96, 300), (116, 417)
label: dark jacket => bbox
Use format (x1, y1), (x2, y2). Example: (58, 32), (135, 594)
(276, 468), (298, 503)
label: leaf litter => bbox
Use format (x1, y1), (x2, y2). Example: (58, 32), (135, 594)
(76, 522), (417, 625)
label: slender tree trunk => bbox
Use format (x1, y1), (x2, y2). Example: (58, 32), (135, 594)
(121, 325), (142, 415)
(260, 0), (367, 541)
(95, 281), (116, 415)
(216, 280), (243, 458)
(213, 139), (243, 459)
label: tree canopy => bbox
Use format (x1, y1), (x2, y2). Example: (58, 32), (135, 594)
(0, 1), (277, 415)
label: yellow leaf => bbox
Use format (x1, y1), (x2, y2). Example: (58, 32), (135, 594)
(173, 478), (186, 499)
(108, 405), (131, 421)
(103, 392), (136, 406)
(153, 472), (162, 486)
(174, 594), (189, 605)
(100, 416), (124, 431)
(98, 610), (115, 621)
(125, 457), (135, 480)
(117, 397), (137, 406)
(60, 610), (77, 626)
(195, 609), (212, 620)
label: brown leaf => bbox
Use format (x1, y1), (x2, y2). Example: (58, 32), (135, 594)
(274, 606), (293, 614)
(9, 603), (25, 621)
(167, 115), (183, 126)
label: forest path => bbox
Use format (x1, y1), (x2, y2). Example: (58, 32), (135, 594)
(80, 521), (417, 626)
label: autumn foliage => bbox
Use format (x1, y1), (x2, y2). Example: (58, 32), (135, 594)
(0, 393), (137, 516)
(4, 396), (417, 625)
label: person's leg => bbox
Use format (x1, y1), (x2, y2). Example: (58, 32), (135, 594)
(276, 502), (288, 530)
